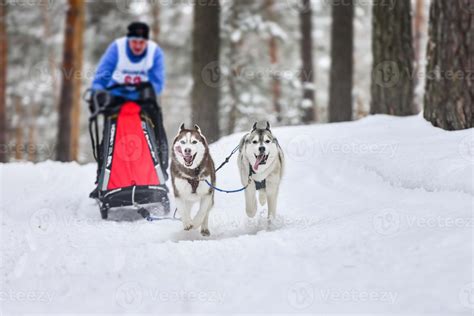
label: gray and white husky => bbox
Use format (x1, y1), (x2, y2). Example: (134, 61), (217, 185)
(171, 124), (216, 236)
(238, 122), (284, 220)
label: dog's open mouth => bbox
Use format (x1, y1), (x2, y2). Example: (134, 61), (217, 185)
(183, 153), (197, 167)
(253, 154), (269, 171)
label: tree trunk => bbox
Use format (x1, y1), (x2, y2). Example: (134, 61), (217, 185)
(70, 2), (84, 161)
(423, 0), (473, 130)
(299, 0), (316, 123)
(413, 0), (425, 66)
(370, 0), (415, 116)
(226, 1), (242, 135)
(328, 0), (354, 122)
(41, 3), (59, 106)
(0, 1), (7, 163)
(267, 0), (282, 122)
(191, 0), (221, 142)
(56, 0), (84, 162)
(151, 2), (161, 42)
(28, 103), (39, 162)
(413, 0), (425, 111)
(13, 96), (23, 160)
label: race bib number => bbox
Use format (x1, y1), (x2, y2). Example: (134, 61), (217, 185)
(124, 75), (142, 85)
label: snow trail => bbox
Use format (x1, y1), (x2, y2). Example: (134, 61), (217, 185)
(1, 115), (472, 314)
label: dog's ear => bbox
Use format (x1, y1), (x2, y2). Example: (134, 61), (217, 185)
(194, 124), (202, 133)
(179, 123), (185, 131)
(265, 121), (271, 131)
(252, 122), (258, 131)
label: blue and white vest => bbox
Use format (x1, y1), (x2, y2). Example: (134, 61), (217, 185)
(111, 37), (158, 85)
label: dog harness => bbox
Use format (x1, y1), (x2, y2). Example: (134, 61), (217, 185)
(249, 164), (266, 191)
(187, 178), (200, 194)
(187, 166), (202, 194)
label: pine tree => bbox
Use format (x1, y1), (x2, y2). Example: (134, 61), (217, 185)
(370, 0), (415, 116)
(191, 0), (221, 142)
(56, 0), (85, 161)
(423, 0), (473, 130)
(0, 0), (7, 162)
(329, 0), (354, 122)
(299, 0), (316, 123)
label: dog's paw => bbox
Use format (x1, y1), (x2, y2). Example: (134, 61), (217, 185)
(200, 229), (210, 237)
(246, 207), (257, 218)
(183, 223), (194, 231)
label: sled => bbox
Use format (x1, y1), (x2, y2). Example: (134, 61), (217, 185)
(87, 83), (170, 220)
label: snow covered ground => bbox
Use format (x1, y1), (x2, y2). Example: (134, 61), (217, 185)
(1, 115), (473, 315)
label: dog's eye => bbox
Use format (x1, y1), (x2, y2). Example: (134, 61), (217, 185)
(252, 140), (258, 144)
(180, 140), (185, 145)
(265, 140), (271, 144)
(191, 140), (198, 145)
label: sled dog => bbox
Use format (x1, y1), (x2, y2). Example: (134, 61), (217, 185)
(238, 121), (284, 220)
(171, 124), (216, 236)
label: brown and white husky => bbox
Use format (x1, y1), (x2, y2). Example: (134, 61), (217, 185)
(171, 124), (216, 236)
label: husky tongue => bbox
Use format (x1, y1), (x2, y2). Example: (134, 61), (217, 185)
(184, 155), (193, 163)
(253, 155), (265, 171)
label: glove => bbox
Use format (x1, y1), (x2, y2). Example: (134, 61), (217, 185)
(90, 90), (110, 114)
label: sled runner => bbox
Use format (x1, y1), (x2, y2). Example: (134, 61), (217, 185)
(87, 83), (170, 220)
